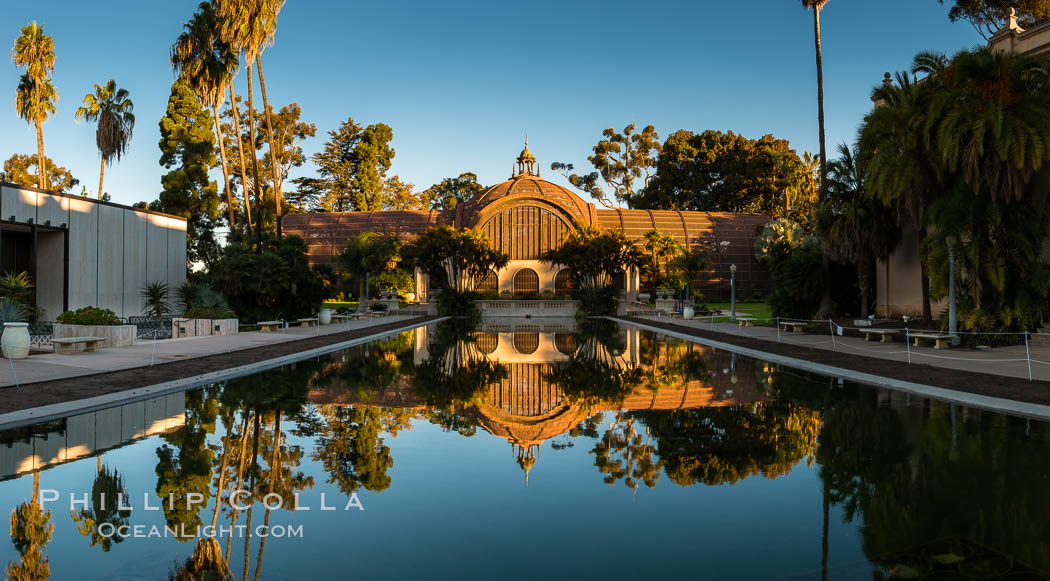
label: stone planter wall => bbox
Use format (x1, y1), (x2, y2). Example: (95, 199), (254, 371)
(478, 300), (579, 318)
(172, 318), (239, 338)
(54, 324), (137, 348)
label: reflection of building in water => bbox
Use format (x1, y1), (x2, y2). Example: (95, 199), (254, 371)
(0, 392), (186, 480)
(312, 326), (767, 479)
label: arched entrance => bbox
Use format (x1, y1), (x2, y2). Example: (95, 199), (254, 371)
(513, 268), (539, 296)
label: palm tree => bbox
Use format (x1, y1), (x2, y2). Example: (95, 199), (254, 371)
(215, 0), (285, 247)
(860, 70), (941, 320)
(801, 0), (829, 190)
(74, 80), (135, 200)
(817, 144), (900, 317)
(172, 1), (241, 236)
(11, 21), (56, 191)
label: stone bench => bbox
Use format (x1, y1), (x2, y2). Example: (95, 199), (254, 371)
(297, 317), (319, 327)
(861, 329), (900, 343)
(53, 336), (106, 354)
(779, 321), (807, 334)
(910, 332), (955, 349)
(257, 320), (283, 332)
(737, 317), (756, 327)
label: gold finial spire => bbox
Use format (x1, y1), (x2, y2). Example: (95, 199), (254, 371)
(514, 135), (537, 177)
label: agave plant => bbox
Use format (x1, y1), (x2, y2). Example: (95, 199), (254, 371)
(0, 272), (34, 306)
(140, 281), (171, 320)
(0, 298), (29, 324)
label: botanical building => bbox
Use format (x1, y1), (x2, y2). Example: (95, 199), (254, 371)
(284, 143), (771, 301)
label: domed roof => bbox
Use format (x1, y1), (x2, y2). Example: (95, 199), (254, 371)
(463, 175), (590, 223)
(461, 140), (595, 228)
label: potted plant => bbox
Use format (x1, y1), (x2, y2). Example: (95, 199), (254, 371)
(174, 283), (239, 337)
(0, 298), (30, 359)
(55, 307), (136, 348)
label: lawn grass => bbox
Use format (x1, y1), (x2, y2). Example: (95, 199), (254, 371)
(699, 301), (774, 323)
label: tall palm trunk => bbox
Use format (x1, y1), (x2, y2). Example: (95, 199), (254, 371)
(213, 99), (238, 240)
(812, 6), (827, 189)
(229, 85), (253, 230)
(97, 158), (106, 200)
(34, 115), (46, 190)
(255, 56), (283, 237)
(246, 63), (264, 251)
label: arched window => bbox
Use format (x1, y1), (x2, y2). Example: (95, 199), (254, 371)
(513, 332), (539, 355)
(475, 332), (498, 354)
(478, 270), (499, 293)
(554, 333), (577, 356)
(554, 269), (575, 293)
(513, 269), (539, 295)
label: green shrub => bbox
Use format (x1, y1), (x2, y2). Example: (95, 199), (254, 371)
(140, 281), (172, 319)
(369, 302), (389, 312)
(58, 306), (122, 326)
(206, 236), (335, 321)
(437, 289), (480, 318)
(184, 307), (236, 320)
(577, 285), (619, 317)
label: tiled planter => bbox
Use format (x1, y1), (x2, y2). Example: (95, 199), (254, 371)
(54, 324), (137, 348)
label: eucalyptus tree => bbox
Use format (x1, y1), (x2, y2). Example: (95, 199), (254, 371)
(801, 0), (829, 190)
(11, 21), (57, 190)
(552, 123), (661, 208)
(172, 1), (241, 234)
(75, 80), (135, 200)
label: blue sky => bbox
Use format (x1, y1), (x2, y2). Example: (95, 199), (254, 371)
(1, 0), (982, 208)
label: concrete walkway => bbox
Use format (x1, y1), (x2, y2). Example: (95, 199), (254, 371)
(636, 315), (1050, 382)
(0, 314), (419, 388)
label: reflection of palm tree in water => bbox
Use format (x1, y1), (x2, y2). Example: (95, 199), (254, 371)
(592, 414), (659, 493)
(7, 471), (54, 580)
(71, 458), (131, 552)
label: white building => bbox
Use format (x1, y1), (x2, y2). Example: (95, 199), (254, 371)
(0, 181), (187, 319)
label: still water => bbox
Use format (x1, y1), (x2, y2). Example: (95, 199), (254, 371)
(0, 320), (1047, 580)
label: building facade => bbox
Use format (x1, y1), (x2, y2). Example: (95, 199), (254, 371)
(284, 144), (771, 302)
(0, 181), (188, 319)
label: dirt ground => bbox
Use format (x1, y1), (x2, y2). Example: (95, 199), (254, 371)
(620, 316), (1050, 407)
(0, 317), (435, 415)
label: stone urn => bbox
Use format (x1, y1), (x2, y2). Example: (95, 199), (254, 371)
(318, 308), (333, 325)
(683, 306), (694, 320)
(638, 292), (651, 303)
(2, 322), (30, 359)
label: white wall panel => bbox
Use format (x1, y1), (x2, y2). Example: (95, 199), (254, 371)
(67, 197), (98, 308)
(36, 192), (66, 228)
(36, 233), (64, 320)
(167, 219), (187, 290)
(1, 185), (36, 223)
(146, 214), (168, 285)
(97, 205), (124, 314)
(122, 211), (149, 317)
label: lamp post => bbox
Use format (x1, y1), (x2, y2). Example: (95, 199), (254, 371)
(946, 234), (958, 346)
(730, 264), (737, 321)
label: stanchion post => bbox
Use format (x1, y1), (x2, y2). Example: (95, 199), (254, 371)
(1025, 331), (1034, 382)
(905, 328), (912, 364)
(4, 345), (18, 388)
(829, 320), (836, 348)
(776, 317), (781, 342)
(151, 327), (158, 367)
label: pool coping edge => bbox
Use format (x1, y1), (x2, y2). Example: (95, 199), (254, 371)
(0, 317), (447, 431)
(616, 317), (1050, 421)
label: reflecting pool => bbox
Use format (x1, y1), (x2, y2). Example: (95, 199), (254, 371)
(1, 320), (1048, 580)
